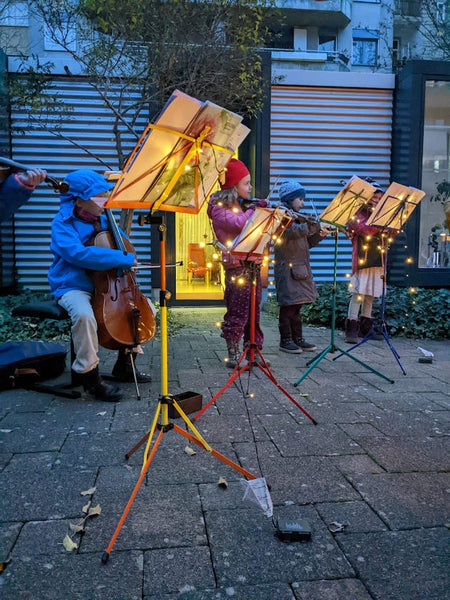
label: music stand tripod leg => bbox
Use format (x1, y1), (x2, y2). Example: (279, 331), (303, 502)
(194, 262), (317, 424)
(293, 230), (393, 386)
(332, 243), (405, 377)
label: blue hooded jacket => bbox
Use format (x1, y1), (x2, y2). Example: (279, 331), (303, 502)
(48, 169), (135, 300)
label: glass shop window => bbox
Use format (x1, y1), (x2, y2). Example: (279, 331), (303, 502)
(419, 80), (450, 270)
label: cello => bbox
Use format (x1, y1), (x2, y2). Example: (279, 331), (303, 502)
(89, 209), (157, 350)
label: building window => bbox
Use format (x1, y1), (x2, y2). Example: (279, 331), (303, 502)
(419, 80), (450, 270)
(352, 29), (378, 66)
(318, 35), (336, 52)
(436, 1), (446, 22)
(0, 1), (29, 55)
(0, 1), (29, 26)
(392, 38), (400, 65)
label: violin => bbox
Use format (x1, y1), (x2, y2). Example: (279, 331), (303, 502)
(290, 211), (319, 225)
(89, 209), (156, 350)
(0, 156), (69, 193)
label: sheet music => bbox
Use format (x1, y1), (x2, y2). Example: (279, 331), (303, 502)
(366, 183), (426, 231)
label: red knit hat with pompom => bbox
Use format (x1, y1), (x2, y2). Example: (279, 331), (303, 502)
(220, 158), (250, 190)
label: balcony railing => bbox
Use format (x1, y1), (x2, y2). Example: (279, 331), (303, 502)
(271, 48), (350, 70)
(395, 0), (422, 18)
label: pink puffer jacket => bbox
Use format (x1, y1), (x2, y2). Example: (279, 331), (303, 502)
(207, 196), (268, 269)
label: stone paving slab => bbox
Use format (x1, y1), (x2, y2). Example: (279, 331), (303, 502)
(255, 451), (361, 505)
(293, 578), (374, 600)
(257, 415), (363, 457)
(80, 481), (207, 553)
(0, 550), (144, 600)
(0, 309), (449, 600)
(345, 435), (450, 471)
(205, 505), (354, 586)
(347, 472), (450, 529)
(315, 500), (388, 533)
(146, 581), (298, 600)
(143, 546), (215, 596)
(338, 528), (450, 600)
(0, 411), (70, 453)
(1, 466), (96, 521)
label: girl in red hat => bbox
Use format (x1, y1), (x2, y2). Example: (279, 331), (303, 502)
(207, 158), (269, 367)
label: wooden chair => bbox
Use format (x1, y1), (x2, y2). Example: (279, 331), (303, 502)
(187, 243), (211, 284)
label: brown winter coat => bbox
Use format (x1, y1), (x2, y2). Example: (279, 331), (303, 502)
(274, 220), (322, 306)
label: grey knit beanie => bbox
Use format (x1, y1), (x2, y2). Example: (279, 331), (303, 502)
(278, 180), (306, 205)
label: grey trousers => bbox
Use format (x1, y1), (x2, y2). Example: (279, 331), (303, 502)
(58, 289), (99, 374)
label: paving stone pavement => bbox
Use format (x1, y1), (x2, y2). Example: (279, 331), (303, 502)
(0, 307), (449, 600)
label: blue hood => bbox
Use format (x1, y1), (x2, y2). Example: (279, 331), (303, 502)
(59, 169), (114, 204)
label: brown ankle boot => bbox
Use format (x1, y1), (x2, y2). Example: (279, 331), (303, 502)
(226, 341), (240, 368)
(360, 317), (383, 341)
(345, 319), (359, 344)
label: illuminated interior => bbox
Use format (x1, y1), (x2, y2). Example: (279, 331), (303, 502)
(175, 201), (224, 300)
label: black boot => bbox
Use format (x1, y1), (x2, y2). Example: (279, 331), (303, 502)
(112, 349), (152, 383)
(360, 316), (383, 341)
(79, 367), (122, 402)
(344, 319), (359, 344)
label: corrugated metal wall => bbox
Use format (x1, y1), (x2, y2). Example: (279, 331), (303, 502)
(269, 85), (393, 286)
(10, 77), (153, 294)
(9, 79), (394, 296)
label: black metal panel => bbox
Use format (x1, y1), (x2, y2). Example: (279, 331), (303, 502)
(0, 49), (16, 294)
(389, 60), (450, 288)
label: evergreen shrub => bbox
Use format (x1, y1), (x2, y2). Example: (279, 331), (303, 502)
(0, 291), (183, 343)
(263, 282), (450, 340)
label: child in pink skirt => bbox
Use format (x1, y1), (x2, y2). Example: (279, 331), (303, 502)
(345, 185), (386, 343)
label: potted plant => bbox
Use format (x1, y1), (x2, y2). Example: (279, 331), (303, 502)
(430, 180), (450, 231)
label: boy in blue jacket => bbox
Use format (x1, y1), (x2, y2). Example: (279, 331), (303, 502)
(48, 169), (150, 402)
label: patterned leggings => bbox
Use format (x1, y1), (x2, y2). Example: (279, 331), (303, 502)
(221, 264), (264, 348)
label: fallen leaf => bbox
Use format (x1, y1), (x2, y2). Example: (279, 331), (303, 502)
(62, 535), (78, 552)
(0, 561), (9, 573)
(0, 429), (12, 433)
(69, 523), (84, 533)
(184, 445), (196, 456)
(87, 504), (101, 517)
(82, 500), (91, 514)
(97, 411), (107, 416)
(81, 487), (96, 496)
(218, 476), (228, 489)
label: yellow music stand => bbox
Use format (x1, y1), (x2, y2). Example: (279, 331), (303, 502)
(100, 91), (268, 564)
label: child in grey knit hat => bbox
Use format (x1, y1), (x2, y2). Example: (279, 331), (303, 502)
(274, 180), (327, 353)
